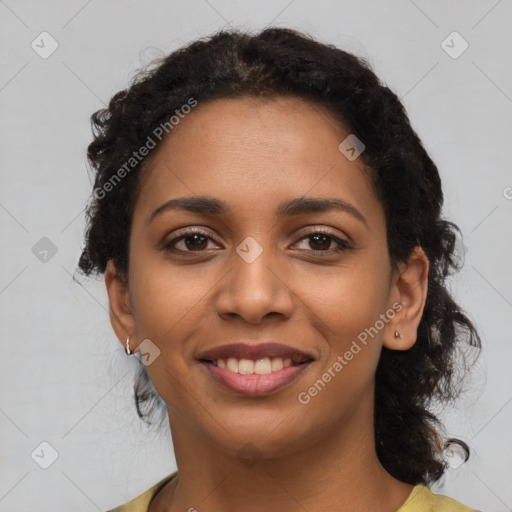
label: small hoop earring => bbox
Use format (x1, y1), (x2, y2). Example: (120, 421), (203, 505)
(125, 336), (132, 355)
(394, 331), (403, 339)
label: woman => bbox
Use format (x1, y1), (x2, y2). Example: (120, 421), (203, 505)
(78, 27), (481, 511)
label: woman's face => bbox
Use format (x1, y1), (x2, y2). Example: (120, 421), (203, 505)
(107, 95), (416, 459)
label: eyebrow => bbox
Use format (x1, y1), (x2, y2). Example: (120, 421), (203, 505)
(148, 195), (368, 226)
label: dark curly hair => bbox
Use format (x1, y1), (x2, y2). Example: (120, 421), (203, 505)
(77, 27), (481, 486)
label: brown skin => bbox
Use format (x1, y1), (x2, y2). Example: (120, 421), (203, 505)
(105, 96), (429, 512)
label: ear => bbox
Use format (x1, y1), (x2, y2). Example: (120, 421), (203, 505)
(105, 259), (137, 351)
(383, 246), (429, 351)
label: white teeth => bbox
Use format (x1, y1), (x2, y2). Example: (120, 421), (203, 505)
(254, 357), (271, 375)
(238, 359), (254, 374)
(226, 357), (239, 373)
(214, 357), (295, 374)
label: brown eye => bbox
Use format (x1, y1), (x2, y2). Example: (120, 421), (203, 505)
(293, 230), (350, 254)
(181, 233), (209, 251)
(308, 233), (333, 251)
(163, 229), (220, 253)
(162, 228), (350, 256)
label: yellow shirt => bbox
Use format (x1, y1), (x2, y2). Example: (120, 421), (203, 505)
(106, 472), (478, 512)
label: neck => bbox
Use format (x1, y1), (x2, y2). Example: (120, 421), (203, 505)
(149, 398), (413, 512)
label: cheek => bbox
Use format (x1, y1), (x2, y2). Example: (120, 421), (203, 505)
(291, 267), (389, 427)
(129, 261), (204, 408)
(129, 252), (207, 361)
(296, 259), (391, 398)
(304, 261), (390, 341)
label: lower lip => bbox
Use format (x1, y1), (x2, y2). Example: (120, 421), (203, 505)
(200, 361), (312, 396)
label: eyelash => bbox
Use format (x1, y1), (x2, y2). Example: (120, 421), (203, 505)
(162, 227), (351, 256)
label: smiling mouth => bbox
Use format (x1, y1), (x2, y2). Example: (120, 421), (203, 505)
(199, 357), (314, 396)
(200, 356), (313, 375)
(197, 342), (315, 395)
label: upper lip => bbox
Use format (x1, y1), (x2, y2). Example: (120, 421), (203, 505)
(197, 342), (314, 364)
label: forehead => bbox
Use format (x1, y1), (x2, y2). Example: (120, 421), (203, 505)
(133, 95), (383, 227)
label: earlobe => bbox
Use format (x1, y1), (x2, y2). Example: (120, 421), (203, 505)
(384, 247), (429, 351)
(105, 259), (136, 350)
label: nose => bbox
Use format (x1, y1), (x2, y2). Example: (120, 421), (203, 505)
(214, 239), (294, 325)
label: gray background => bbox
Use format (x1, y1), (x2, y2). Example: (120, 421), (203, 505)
(1, 1), (511, 511)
